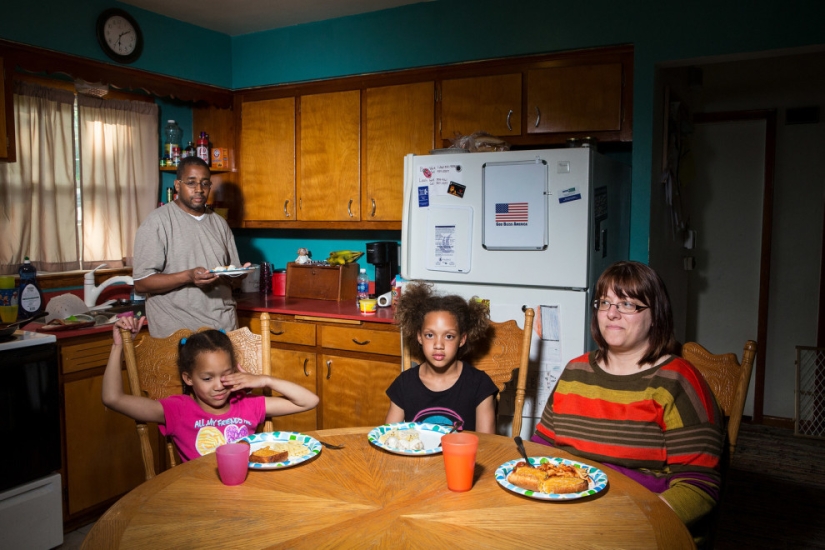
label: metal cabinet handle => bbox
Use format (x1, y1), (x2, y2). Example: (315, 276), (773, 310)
(283, 200), (290, 217)
(351, 338), (371, 346)
(303, 358), (309, 377)
(534, 106), (541, 128)
(270, 329), (285, 336)
(506, 109), (513, 131)
(371, 198), (376, 217)
(347, 199), (354, 218)
(326, 359), (332, 380)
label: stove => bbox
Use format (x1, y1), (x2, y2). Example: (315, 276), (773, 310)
(0, 329), (56, 351)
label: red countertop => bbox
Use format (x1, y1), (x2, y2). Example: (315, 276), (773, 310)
(20, 293), (395, 339)
(234, 293), (396, 324)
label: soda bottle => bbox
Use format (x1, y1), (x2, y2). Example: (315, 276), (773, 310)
(357, 268), (370, 306)
(163, 120), (182, 166)
(197, 132), (210, 165)
(17, 256), (45, 321)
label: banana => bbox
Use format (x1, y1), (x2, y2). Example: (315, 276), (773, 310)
(326, 250), (363, 264)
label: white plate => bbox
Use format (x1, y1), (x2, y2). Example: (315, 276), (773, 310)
(495, 456), (608, 501)
(367, 422), (454, 456)
(239, 431), (322, 470)
(209, 265), (256, 277)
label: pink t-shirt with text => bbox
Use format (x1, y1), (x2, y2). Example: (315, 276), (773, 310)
(159, 392), (266, 462)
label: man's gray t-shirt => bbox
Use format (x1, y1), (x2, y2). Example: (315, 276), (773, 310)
(133, 202), (241, 337)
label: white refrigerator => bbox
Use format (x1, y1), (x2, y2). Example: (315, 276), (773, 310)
(401, 148), (630, 437)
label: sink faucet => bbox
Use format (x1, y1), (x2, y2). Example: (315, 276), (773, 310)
(84, 264), (135, 307)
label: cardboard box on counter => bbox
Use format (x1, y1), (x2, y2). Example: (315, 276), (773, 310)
(285, 262), (358, 301)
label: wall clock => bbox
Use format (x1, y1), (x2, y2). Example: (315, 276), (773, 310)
(96, 8), (143, 64)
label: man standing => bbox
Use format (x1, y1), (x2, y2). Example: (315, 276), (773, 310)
(133, 156), (247, 337)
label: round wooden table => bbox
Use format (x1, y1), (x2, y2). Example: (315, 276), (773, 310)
(82, 427), (694, 549)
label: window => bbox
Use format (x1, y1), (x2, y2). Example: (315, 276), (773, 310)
(0, 80), (158, 274)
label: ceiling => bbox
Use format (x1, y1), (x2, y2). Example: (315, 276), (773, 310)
(120, 0), (433, 36)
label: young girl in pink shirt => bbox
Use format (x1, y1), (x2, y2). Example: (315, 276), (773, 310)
(102, 316), (318, 462)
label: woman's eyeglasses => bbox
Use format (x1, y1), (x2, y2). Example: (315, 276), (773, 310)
(593, 299), (649, 314)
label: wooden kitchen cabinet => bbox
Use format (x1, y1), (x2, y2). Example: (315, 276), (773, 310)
(318, 354), (399, 429)
(526, 63), (623, 135)
(299, 90), (361, 221)
(240, 97), (296, 222)
(269, 347), (317, 432)
(440, 73), (522, 140)
(60, 335), (146, 526)
(0, 56), (11, 161)
(239, 312), (401, 430)
(364, 82), (435, 222)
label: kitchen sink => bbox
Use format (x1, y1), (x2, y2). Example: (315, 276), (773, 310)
(86, 304), (145, 318)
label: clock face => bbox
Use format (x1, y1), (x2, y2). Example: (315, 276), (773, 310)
(103, 16), (137, 56)
(96, 9), (143, 63)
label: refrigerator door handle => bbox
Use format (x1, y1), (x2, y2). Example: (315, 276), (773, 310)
(601, 229), (608, 258)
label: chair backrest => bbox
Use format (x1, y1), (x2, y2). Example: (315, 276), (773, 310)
(121, 313), (271, 480)
(681, 340), (757, 458)
(401, 308), (534, 437)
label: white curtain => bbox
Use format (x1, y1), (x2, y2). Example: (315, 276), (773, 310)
(0, 82), (77, 274)
(78, 96), (158, 269)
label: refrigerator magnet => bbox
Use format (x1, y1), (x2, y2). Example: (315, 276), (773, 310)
(447, 182), (466, 198)
(558, 186), (582, 203)
(418, 186), (429, 207)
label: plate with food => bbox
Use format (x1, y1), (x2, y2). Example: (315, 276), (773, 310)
(238, 431), (321, 470)
(209, 265), (256, 277)
(37, 314), (97, 332)
(495, 457), (608, 501)
(367, 422), (454, 456)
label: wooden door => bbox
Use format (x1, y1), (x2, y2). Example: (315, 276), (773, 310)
(269, 348), (317, 432)
(318, 354), (399, 429)
(64, 372), (145, 515)
(440, 73), (521, 139)
(299, 90), (360, 221)
(240, 98), (296, 221)
(526, 63), (623, 134)
(365, 82), (434, 221)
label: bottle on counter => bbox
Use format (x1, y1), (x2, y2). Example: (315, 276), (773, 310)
(357, 268), (370, 306)
(0, 275), (18, 323)
(183, 141), (195, 159)
(17, 256), (44, 322)
(163, 120), (182, 166)
(196, 132), (210, 165)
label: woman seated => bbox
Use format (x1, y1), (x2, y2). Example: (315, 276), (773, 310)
(532, 261), (724, 530)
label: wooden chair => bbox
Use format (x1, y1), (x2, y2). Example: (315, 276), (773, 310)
(682, 340), (757, 459)
(120, 313), (271, 480)
(402, 307), (535, 436)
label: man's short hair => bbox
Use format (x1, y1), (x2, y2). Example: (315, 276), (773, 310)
(176, 156), (210, 179)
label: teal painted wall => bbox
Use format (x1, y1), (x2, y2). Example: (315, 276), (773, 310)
(231, 0), (825, 261)
(4, 0), (825, 265)
(1, 0), (231, 87)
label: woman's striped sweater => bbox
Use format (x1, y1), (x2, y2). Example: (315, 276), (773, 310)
(533, 352), (724, 525)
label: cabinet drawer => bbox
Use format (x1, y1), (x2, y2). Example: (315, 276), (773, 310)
(61, 338), (112, 374)
(245, 315), (316, 346)
(319, 325), (400, 357)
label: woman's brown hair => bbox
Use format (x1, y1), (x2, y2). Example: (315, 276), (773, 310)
(591, 261), (679, 366)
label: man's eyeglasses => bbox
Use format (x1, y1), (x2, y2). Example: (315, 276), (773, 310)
(593, 299), (649, 314)
(178, 179), (212, 190)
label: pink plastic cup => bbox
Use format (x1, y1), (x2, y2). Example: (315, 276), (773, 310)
(215, 443), (249, 486)
(441, 433), (479, 492)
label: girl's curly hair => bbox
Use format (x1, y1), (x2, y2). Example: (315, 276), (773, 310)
(394, 281), (490, 363)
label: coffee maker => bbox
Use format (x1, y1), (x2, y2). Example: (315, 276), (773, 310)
(366, 241), (399, 298)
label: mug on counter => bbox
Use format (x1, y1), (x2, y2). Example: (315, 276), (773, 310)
(272, 269), (286, 297)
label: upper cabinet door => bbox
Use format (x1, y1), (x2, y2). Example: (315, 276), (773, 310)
(240, 98), (296, 221)
(299, 90), (361, 221)
(0, 57), (12, 161)
(527, 63), (623, 134)
(365, 82), (435, 222)
(440, 73), (522, 139)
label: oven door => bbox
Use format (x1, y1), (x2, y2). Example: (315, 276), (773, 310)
(0, 342), (61, 492)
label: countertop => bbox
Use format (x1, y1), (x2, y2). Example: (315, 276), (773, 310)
(20, 293), (395, 338)
(234, 293), (396, 324)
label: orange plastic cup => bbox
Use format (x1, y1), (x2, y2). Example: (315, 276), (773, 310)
(441, 432), (479, 492)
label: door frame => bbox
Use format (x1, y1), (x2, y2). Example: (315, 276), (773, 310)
(692, 109), (776, 424)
